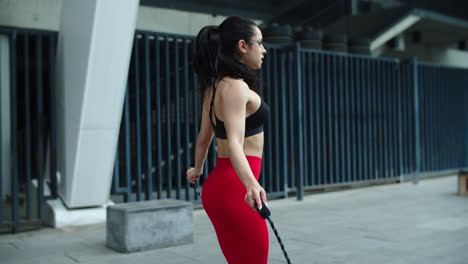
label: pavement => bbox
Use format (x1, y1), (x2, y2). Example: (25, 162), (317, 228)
(1, 175), (467, 264)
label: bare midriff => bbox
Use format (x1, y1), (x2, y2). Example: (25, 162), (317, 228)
(215, 132), (264, 158)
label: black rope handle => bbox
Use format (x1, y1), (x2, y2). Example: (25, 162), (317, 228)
(191, 183), (202, 199)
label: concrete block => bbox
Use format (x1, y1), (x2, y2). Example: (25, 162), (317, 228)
(106, 199), (193, 253)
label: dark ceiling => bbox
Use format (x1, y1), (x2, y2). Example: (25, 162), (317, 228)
(140, 0), (305, 20)
(140, 0), (468, 28)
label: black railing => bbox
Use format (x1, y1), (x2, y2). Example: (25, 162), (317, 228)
(418, 63), (468, 172)
(0, 28), (58, 233)
(111, 30), (468, 203)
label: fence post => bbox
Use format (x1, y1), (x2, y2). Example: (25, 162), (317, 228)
(0, 35), (2, 223)
(412, 57), (420, 184)
(9, 32), (19, 232)
(295, 43), (304, 200)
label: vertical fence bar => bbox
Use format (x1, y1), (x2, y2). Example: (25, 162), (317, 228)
(401, 64), (407, 176)
(154, 36), (163, 200)
(343, 56), (350, 183)
(434, 67), (440, 171)
(376, 60), (383, 179)
(302, 51), (309, 186)
(386, 61), (392, 178)
(463, 72), (467, 167)
(426, 66), (432, 171)
(23, 34), (32, 219)
(465, 73), (468, 167)
(339, 56), (346, 183)
(319, 53), (326, 185)
(432, 66), (438, 171)
(419, 66), (425, 172)
(174, 39), (182, 200)
(264, 47), (272, 193)
(350, 58), (359, 183)
(280, 50), (288, 193)
(397, 63), (404, 181)
(295, 43), (304, 200)
(35, 34), (45, 219)
(333, 55), (340, 183)
(368, 58), (375, 180)
(133, 36), (142, 201)
(369, 58), (380, 179)
(123, 82), (132, 202)
(290, 50), (297, 189)
(183, 39), (191, 201)
(326, 54), (333, 184)
(358, 58), (364, 182)
(164, 37), (172, 199)
(362, 59), (369, 181)
(124, 80), (133, 202)
(0, 35), (2, 223)
(441, 68), (447, 170)
(392, 62), (399, 178)
(388, 61), (395, 178)
(365, 58), (372, 180)
(355, 57), (361, 182)
(48, 33), (57, 198)
(406, 64), (413, 173)
(144, 34), (153, 200)
(407, 63), (414, 174)
(451, 70), (456, 169)
(308, 52), (315, 187)
(412, 57), (420, 183)
(313, 52), (321, 186)
(426, 66), (431, 171)
(270, 48), (278, 190)
(449, 70), (454, 169)
(192, 42), (201, 200)
(10, 31), (19, 232)
(445, 69), (450, 170)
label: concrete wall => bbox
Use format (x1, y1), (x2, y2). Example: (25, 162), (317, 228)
(0, 0), (62, 31)
(0, 0), (229, 35)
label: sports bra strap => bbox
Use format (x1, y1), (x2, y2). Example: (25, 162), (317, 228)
(209, 85), (217, 128)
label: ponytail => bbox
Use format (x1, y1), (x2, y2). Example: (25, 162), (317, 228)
(193, 26), (221, 92)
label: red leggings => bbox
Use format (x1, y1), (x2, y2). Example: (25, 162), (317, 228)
(202, 156), (269, 264)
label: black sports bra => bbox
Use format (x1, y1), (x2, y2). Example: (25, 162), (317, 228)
(209, 86), (269, 140)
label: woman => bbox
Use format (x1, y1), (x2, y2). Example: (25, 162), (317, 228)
(186, 16), (269, 263)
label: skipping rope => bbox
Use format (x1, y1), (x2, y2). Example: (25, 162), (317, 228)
(191, 183), (292, 264)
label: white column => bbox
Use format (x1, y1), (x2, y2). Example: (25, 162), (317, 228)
(55, 0), (139, 208)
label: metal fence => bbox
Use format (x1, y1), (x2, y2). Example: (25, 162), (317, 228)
(0, 29), (58, 233)
(418, 63), (468, 173)
(111, 30), (468, 203)
(111, 32), (203, 202)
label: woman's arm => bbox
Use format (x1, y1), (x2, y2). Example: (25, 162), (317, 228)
(222, 80), (267, 210)
(187, 94), (214, 183)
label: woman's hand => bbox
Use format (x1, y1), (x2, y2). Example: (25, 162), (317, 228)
(245, 182), (267, 211)
(186, 167), (203, 184)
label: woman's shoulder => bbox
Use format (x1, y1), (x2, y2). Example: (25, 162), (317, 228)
(218, 77), (249, 95)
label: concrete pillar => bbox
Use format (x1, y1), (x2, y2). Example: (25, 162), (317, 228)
(55, 0), (139, 208)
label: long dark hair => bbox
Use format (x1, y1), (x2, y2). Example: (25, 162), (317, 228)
(193, 16), (260, 94)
